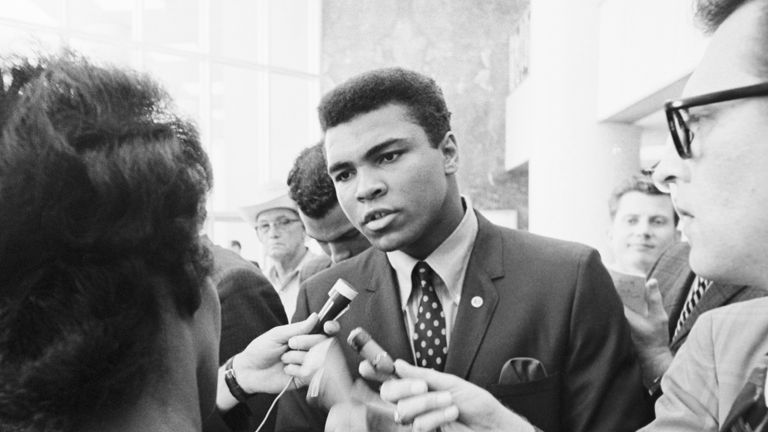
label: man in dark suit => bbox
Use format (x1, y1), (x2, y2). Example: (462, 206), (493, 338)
(287, 141), (371, 280)
(275, 67), (651, 432)
(203, 238), (288, 432)
(626, 241), (766, 397)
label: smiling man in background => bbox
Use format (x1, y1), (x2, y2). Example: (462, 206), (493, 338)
(608, 175), (680, 277)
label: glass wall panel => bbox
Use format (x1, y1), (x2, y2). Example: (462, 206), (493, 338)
(144, 51), (201, 121)
(142, 0), (200, 52)
(69, 0), (133, 41)
(210, 0), (262, 63)
(269, 0), (313, 72)
(2, 0), (62, 27)
(269, 72), (321, 181)
(209, 64), (265, 211)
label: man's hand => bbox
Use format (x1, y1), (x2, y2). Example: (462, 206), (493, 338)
(377, 360), (534, 432)
(623, 278), (674, 384)
(216, 314), (340, 412)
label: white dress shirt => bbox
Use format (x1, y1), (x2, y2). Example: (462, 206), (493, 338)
(386, 198), (479, 354)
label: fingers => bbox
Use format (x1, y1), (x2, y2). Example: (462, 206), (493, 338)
(411, 405), (460, 432)
(323, 320), (340, 336)
(359, 360), (396, 382)
(623, 305), (642, 325)
(282, 349), (307, 366)
(645, 279), (665, 314)
(392, 360), (461, 391)
(390, 391), (453, 425)
(267, 313), (319, 344)
(288, 333), (329, 351)
(380, 378), (428, 402)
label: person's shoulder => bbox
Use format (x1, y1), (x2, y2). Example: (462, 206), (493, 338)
(300, 252), (332, 281)
(207, 242), (269, 288)
(706, 296), (768, 322)
(301, 247), (384, 299)
(478, 214), (596, 260)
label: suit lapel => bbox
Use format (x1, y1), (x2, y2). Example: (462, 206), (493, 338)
(670, 283), (751, 350)
(650, 243), (695, 338)
(444, 213), (502, 379)
(361, 250), (413, 364)
(720, 356), (768, 431)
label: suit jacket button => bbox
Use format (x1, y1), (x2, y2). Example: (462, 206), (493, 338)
(471, 296), (483, 308)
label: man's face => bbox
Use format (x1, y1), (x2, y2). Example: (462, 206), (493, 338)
(325, 103), (458, 258)
(653, 1), (768, 286)
(610, 191), (679, 275)
(300, 204), (370, 263)
(255, 208), (305, 261)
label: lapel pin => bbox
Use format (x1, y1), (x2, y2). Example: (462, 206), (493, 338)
(471, 296), (483, 308)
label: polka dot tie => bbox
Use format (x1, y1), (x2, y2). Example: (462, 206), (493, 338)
(411, 261), (447, 371)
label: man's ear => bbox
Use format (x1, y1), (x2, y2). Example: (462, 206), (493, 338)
(438, 132), (459, 174)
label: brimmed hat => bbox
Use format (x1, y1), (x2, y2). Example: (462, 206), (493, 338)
(240, 182), (298, 228)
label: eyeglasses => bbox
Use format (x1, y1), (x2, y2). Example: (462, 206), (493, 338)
(665, 82), (768, 159)
(255, 217), (300, 235)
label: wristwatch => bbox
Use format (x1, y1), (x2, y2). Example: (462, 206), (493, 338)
(224, 355), (250, 403)
(647, 375), (663, 399)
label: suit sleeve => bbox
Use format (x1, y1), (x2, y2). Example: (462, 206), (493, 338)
(275, 283), (328, 432)
(564, 249), (654, 431)
(204, 267), (288, 432)
(638, 313), (719, 431)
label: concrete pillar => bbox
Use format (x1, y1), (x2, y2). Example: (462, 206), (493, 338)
(525, 0), (641, 256)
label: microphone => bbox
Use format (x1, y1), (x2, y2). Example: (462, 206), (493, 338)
(347, 327), (396, 376)
(310, 278), (358, 334)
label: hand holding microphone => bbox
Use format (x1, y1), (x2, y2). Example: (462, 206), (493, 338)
(348, 327), (397, 379)
(311, 278), (358, 334)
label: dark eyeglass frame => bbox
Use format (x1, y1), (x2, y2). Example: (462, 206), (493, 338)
(665, 82), (768, 159)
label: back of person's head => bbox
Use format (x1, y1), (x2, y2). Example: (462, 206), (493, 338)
(0, 52), (213, 431)
(317, 67), (452, 147)
(608, 175), (679, 225)
(287, 141), (337, 219)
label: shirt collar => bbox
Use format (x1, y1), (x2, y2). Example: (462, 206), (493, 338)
(387, 196), (479, 309)
(267, 247), (312, 289)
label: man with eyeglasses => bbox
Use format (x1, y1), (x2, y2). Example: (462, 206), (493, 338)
(243, 183), (329, 320)
(356, 1), (768, 430)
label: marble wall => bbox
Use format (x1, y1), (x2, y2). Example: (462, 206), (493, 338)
(321, 0), (530, 228)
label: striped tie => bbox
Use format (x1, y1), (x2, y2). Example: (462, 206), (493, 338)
(674, 276), (710, 337)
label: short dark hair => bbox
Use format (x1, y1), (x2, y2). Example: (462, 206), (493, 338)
(694, 0), (768, 78)
(609, 175), (679, 225)
(287, 141), (338, 218)
(695, 0), (748, 33)
(0, 53), (212, 431)
(318, 67), (452, 147)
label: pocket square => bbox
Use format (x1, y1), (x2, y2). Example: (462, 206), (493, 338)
(498, 357), (548, 385)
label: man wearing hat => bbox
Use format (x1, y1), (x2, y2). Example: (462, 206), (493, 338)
(242, 182), (329, 320)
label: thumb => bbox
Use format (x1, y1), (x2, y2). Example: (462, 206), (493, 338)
(645, 279), (665, 315)
(393, 359), (460, 391)
(269, 313), (319, 343)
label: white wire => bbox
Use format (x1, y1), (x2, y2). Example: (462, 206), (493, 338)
(254, 377), (295, 432)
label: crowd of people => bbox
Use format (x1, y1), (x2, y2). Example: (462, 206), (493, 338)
(1, 0), (768, 431)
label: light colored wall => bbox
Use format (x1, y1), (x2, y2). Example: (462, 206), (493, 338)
(507, 0), (708, 259)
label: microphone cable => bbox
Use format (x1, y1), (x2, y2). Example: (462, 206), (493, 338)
(254, 377), (295, 432)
